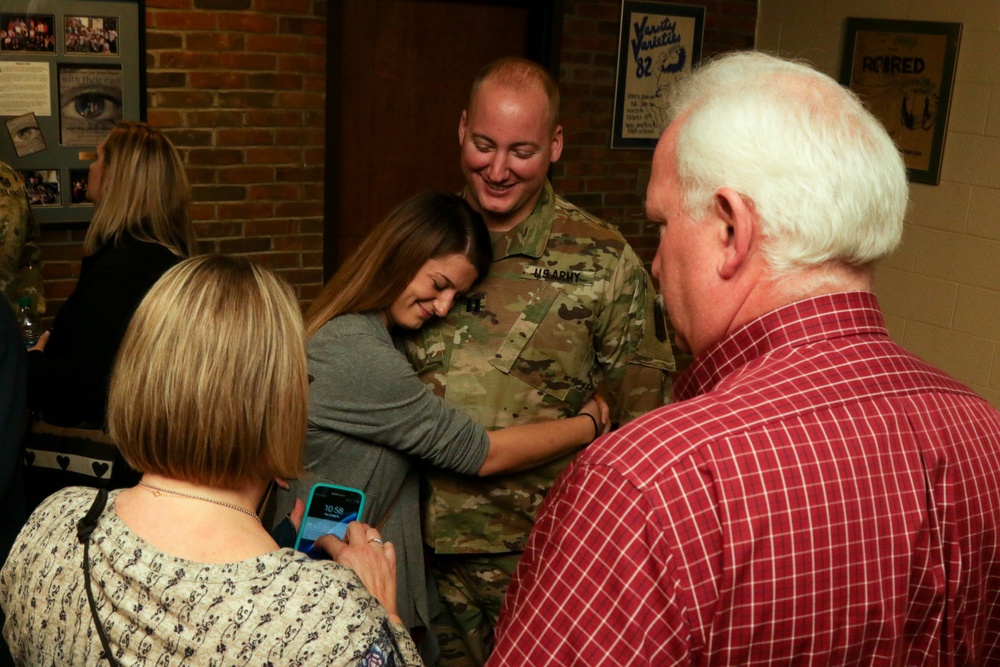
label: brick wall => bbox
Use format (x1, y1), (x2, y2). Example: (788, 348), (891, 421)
(36, 0), (755, 319)
(553, 0), (757, 265)
(37, 0), (328, 319)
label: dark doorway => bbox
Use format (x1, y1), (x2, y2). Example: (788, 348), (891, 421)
(324, 0), (562, 279)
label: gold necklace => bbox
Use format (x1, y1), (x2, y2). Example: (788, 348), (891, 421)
(139, 481), (262, 524)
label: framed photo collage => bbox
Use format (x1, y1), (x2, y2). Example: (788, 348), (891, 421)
(0, 0), (143, 225)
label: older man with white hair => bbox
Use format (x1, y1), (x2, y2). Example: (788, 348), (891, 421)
(487, 51), (1000, 666)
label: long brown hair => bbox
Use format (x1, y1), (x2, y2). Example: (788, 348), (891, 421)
(305, 190), (491, 337)
(84, 121), (194, 257)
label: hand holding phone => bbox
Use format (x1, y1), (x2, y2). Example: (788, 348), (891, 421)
(295, 482), (366, 556)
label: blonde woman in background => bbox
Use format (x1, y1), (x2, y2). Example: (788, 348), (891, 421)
(24, 121), (194, 508)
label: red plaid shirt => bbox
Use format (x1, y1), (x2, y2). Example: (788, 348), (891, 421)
(490, 292), (1000, 666)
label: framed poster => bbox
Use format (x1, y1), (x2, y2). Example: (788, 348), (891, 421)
(0, 0), (143, 225)
(839, 18), (961, 186)
(611, 1), (705, 149)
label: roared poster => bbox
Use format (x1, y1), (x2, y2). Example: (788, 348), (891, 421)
(612, 1), (704, 149)
(839, 18), (961, 185)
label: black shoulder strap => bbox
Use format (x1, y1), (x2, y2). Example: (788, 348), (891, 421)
(76, 488), (108, 542)
(76, 489), (119, 667)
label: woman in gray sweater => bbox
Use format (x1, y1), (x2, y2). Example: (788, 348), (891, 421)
(274, 191), (607, 662)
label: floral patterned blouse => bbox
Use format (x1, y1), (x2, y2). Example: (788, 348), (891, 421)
(0, 487), (421, 666)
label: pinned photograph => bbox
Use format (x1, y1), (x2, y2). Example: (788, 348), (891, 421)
(5, 112), (46, 157)
(19, 169), (61, 207)
(65, 16), (119, 56)
(69, 168), (90, 205)
(1, 14), (56, 53)
(58, 64), (123, 147)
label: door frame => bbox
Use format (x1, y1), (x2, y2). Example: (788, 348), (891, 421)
(322, 0), (564, 281)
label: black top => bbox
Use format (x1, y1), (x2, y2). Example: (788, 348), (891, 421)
(27, 237), (183, 427)
(0, 297), (27, 551)
(0, 297), (26, 667)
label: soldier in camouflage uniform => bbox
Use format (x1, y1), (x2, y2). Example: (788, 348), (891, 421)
(403, 57), (676, 666)
(0, 160), (44, 314)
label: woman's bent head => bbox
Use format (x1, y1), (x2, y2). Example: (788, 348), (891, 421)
(84, 121), (194, 257)
(304, 190), (491, 336)
(108, 254), (308, 489)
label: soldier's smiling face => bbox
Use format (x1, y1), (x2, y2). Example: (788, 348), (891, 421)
(384, 253), (479, 330)
(459, 79), (562, 231)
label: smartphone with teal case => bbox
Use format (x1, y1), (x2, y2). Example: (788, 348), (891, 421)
(295, 482), (366, 555)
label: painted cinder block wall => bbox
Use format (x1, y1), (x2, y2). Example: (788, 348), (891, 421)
(33, 0), (756, 322)
(757, 0), (1000, 409)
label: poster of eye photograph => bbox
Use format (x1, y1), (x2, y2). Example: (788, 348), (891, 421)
(0, 0), (141, 225)
(59, 64), (123, 146)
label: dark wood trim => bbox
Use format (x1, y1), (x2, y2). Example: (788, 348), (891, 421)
(529, 0), (563, 79)
(322, 0), (562, 282)
(322, 3), (344, 282)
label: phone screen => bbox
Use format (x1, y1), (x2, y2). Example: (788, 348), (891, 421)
(295, 483), (366, 555)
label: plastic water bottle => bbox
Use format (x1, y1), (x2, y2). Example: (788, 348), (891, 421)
(16, 296), (43, 349)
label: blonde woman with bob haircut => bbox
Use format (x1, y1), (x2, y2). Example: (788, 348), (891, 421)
(273, 190), (610, 662)
(1, 255), (422, 666)
(25, 121), (194, 508)
(108, 254), (305, 487)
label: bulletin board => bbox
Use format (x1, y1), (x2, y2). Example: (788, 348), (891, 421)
(0, 0), (144, 225)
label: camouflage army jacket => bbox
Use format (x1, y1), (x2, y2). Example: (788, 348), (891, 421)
(404, 181), (675, 554)
(0, 162), (44, 313)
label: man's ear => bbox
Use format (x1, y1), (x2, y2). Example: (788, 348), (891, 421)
(550, 124), (564, 163)
(458, 110), (468, 146)
(714, 187), (754, 280)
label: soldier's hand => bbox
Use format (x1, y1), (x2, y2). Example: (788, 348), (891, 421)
(579, 395), (611, 439)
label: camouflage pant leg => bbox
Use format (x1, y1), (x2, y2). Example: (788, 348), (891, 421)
(429, 553), (521, 667)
